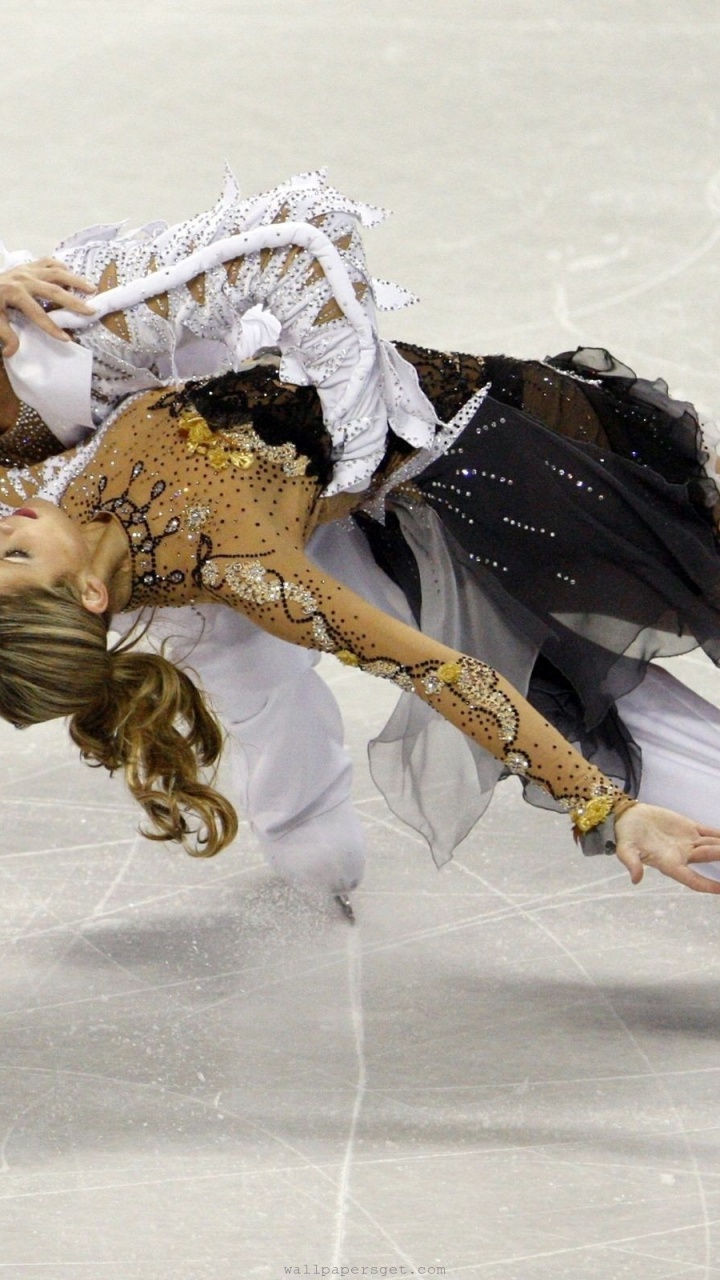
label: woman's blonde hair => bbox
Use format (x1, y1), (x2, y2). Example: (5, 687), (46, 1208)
(0, 582), (238, 856)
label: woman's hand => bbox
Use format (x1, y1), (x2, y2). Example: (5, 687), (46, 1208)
(0, 259), (96, 357)
(615, 803), (720, 893)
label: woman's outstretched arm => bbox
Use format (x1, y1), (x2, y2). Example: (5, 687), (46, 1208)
(197, 539), (720, 893)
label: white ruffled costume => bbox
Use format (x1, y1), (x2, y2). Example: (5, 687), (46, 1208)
(1, 168), (439, 497)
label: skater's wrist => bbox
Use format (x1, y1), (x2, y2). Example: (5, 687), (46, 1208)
(574, 792), (638, 856)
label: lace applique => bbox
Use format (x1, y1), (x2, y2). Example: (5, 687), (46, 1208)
(360, 386), (489, 521)
(156, 366), (334, 488)
(392, 343), (489, 422)
(359, 342), (491, 520)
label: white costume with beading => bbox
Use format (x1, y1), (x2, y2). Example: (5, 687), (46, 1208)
(2, 169), (439, 495)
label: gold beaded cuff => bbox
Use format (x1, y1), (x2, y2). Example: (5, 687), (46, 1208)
(570, 794), (616, 834)
(575, 794), (639, 857)
(571, 791), (638, 844)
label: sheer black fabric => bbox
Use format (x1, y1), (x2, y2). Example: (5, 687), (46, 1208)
(544, 347), (720, 526)
(370, 346), (720, 796)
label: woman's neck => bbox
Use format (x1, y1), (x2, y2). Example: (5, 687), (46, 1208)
(83, 513), (133, 612)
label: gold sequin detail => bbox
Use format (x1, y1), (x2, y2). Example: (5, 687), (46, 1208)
(178, 407), (310, 477)
(569, 792), (616, 833)
(436, 661), (462, 685)
(336, 649), (361, 667)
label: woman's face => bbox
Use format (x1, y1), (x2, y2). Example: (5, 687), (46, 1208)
(0, 500), (91, 593)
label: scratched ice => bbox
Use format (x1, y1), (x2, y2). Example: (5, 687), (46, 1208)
(1, 2), (720, 1277)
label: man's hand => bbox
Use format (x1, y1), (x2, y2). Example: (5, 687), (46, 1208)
(0, 259), (96, 357)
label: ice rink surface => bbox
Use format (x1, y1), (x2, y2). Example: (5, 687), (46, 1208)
(2, 2), (720, 1276)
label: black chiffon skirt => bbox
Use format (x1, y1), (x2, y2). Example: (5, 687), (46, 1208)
(363, 348), (720, 851)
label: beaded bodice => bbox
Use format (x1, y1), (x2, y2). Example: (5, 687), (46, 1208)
(59, 392), (322, 611)
(0, 342), (487, 519)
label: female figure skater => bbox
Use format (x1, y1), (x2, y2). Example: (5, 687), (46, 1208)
(0, 170), (720, 894)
